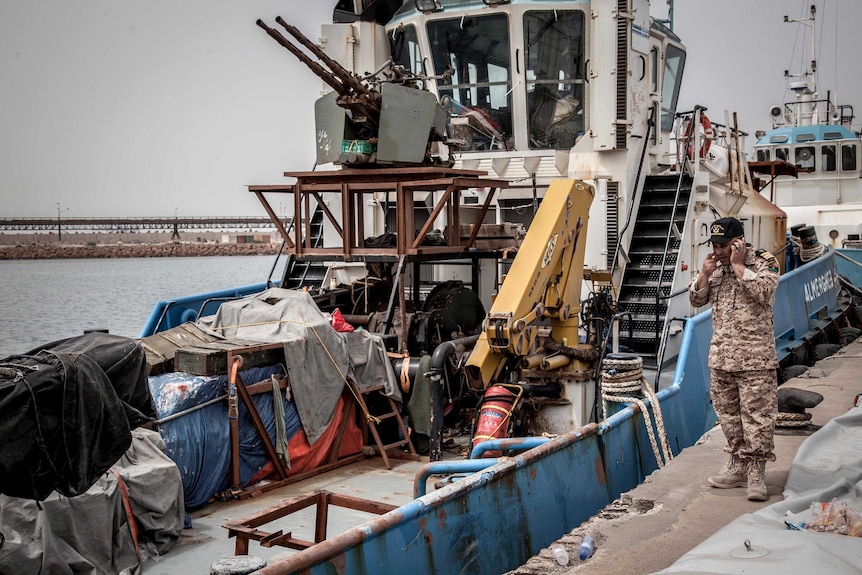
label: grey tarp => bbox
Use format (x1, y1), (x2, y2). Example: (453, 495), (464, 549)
(655, 405), (862, 575)
(203, 288), (398, 445)
(0, 428), (184, 575)
(344, 330), (401, 401)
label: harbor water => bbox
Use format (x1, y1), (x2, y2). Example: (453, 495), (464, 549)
(0, 255), (286, 358)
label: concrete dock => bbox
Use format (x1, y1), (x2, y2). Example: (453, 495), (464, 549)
(508, 339), (862, 575)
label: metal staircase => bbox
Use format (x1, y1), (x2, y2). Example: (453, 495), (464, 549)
(617, 174), (693, 368)
(280, 205), (328, 290)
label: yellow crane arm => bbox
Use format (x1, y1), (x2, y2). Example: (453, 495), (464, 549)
(465, 179), (595, 388)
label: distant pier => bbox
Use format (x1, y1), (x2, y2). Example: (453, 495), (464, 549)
(0, 242), (281, 260)
(0, 216), (285, 233)
(0, 216), (288, 260)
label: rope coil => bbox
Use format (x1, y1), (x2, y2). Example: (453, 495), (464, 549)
(777, 411), (812, 428)
(789, 235), (825, 263)
(600, 355), (673, 468)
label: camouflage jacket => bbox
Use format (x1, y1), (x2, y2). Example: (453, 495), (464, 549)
(689, 246), (780, 371)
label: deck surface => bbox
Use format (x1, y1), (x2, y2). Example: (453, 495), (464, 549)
(141, 438), (470, 573)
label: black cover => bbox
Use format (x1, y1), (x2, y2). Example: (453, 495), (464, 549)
(0, 332), (156, 500)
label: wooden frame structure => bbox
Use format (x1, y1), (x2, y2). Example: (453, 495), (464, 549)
(223, 350), (364, 500)
(250, 167), (509, 261)
(224, 490), (398, 555)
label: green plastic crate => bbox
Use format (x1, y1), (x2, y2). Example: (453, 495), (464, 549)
(341, 140), (376, 154)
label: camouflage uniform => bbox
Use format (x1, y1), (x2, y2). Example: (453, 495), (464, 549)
(689, 246), (780, 463)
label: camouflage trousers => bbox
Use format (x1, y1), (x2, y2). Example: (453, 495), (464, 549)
(710, 368), (778, 463)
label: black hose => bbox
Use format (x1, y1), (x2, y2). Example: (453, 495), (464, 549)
(427, 335), (480, 462)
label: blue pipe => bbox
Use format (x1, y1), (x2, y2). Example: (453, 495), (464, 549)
(413, 459), (499, 497)
(469, 436), (551, 459)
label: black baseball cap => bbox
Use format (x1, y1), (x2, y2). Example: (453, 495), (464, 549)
(709, 217), (744, 245)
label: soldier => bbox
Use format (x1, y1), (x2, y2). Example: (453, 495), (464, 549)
(689, 217), (780, 501)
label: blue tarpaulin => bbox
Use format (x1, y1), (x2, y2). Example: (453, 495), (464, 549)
(148, 365), (300, 508)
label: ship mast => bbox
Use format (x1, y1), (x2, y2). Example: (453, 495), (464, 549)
(783, 2), (819, 126)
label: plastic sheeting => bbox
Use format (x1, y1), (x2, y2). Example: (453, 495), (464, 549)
(0, 332), (156, 500)
(655, 405), (862, 574)
(0, 428), (184, 575)
(201, 288), (401, 445)
(149, 365), (300, 508)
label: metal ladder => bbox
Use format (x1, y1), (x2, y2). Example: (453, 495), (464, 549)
(349, 381), (419, 469)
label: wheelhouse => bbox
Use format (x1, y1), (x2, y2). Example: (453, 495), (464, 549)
(386, 0), (685, 155)
(754, 125), (859, 175)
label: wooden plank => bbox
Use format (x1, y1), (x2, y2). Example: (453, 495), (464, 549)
(233, 369), (288, 480)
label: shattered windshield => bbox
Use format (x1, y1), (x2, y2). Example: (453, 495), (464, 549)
(389, 25), (423, 77)
(428, 14), (512, 151)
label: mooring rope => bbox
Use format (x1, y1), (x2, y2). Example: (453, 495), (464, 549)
(789, 235), (826, 263)
(600, 356), (673, 468)
(777, 411), (812, 428)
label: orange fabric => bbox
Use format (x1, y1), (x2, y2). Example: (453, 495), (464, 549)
(110, 469), (141, 563)
(249, 394), (362, 484)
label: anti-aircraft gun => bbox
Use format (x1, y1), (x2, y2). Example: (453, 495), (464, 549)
(257, 18), (449, 167)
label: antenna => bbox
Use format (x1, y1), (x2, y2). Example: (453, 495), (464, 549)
(784, 2), (818, 88)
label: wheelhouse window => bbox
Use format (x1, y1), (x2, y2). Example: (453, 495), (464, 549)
(795, 146), (815, 171)
(775, 147), (789, 162)
(650, 47), (659, 93)
(649, 47), (659, 146)
(390, 25), (423, 77)
(661, 44), (686, 132)
(822, 145), (836, 172)
(756, 149), (771, 162)
(842, 144), (858, 172)
(524, 10), (586, 150)
(428, 15), (512, 151)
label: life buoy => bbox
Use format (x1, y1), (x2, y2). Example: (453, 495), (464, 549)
(679, 113), (714, 159)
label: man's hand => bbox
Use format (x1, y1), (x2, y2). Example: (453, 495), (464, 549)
(730, 239), (746, 266)
(702, 252), (718, 275)
(695, 252), (718, 289)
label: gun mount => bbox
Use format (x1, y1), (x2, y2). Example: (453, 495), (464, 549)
(258, 18), (449, 167)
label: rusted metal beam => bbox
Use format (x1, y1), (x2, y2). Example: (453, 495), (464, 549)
(253, 190), (295, 249)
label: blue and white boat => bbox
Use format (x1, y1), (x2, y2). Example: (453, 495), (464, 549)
(751, 2), (862, 250)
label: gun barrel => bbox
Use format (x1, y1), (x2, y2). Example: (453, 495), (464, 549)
(256, 19), (346, 95)
(275, 17), (368, 97)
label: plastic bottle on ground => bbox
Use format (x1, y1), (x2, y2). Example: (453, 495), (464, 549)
(578, 535), (595, 561)
(551, 546), (569, 566)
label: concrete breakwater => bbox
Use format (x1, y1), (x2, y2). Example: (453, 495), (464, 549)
(0, 242), (281, 260)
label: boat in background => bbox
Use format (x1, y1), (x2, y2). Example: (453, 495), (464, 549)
(750, 2), (862, 250)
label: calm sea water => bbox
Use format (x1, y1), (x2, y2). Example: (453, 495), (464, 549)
(0, 255), (286, 358)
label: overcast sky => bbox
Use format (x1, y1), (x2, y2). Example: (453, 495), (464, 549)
(1, 1), (859, 218)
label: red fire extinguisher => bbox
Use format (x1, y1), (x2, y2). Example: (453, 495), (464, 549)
(472, 384), (522, 458)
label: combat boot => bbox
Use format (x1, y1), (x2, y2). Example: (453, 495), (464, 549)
(707, 455), (746, 488)
(746, 459), (768, 501)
